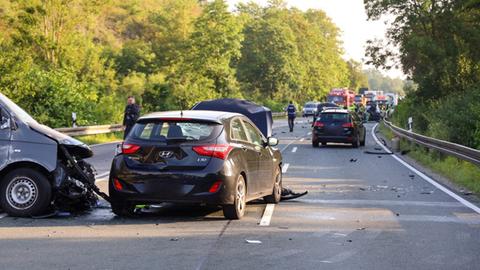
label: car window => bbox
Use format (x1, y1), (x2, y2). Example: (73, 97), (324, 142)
(129, 120), (221, 142)
(319, 113), (350, 123)
(243, 121), (263, 146)
(231, 118), (248, 141)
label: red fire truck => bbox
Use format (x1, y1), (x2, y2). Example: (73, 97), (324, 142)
(327, 88), (356, 107)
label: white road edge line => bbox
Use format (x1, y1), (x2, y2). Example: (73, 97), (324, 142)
(372, 123), (480, 214)
(282, 163), (290, 173)
(259, 204), (275, 226)
(0, 213), (7, 219)
(292, 147), (298, 153)
(96, 172), (110, 179)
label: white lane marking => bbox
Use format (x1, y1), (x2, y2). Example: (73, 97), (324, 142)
(300, 138), (305, 142)
(96, 172), (110, 179)
(282, 163), (290, 173)
(95, 178), (109, 183)
(308, 132), (312, 135)
(280, 140), (297, 152)
(0, 213), (7, 219)
(291, 147), (298, 153)
(372, 123), (480, 214)
(259, 204), (275, 226)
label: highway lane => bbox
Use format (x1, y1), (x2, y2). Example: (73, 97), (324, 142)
(0, 119), (479, 270)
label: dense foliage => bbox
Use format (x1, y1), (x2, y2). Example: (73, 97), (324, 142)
(364, 0), (480, 149)
(0, 0), (369, 127)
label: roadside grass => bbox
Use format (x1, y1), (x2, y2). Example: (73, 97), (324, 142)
(378, 122), (480, 194)
(74, 131), (124, 145)
(378, 122), (394, 140)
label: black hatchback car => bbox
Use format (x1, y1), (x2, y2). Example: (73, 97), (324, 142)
(109, 110), (282, 219)
(312, 109), (366, 148)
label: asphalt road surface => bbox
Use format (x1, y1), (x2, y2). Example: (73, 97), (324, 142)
(1, 119), (479, 270)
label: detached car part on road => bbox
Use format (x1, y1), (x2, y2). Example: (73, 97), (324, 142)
(109, 110), (282, 219)
(0, 93), (106, 217)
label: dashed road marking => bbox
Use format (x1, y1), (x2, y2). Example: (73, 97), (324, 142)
(292, 147), (298, 153)
(282, 163), (290, 173)
(372, 123), (480, 214)
(96, 172), (110, 179)
(259, 204), (275, 226)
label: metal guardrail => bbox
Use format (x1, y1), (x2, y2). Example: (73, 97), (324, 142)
(56, 112), (287, 136)
(56, 124), (124, 137)
(383, 119), (480, 166)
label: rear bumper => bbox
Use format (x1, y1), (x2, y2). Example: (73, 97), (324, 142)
(108, 156), (237, 205)
(312, 134), (354, 143)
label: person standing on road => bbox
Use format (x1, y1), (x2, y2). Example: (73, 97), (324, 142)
(123, 96), (140, 139)
(286, 101), (296, 132)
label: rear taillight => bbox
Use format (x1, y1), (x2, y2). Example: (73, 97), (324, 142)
(113, 178), (123, 191)
(314, 122), (325, 127)
(342, 122), (353, 128)
(122, 143), (140, 154)
(209, 181), (223, 193)
(192, 144), (233, 160)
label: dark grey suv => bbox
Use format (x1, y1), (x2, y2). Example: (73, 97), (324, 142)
(0, 93), (99, 217)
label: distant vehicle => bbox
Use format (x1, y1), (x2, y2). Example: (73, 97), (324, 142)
(354, 94), (366, 106)
(302, 102), (319, 117)
(311, 108), (366, 148)
(312, 102), (339, 123)
(0, 93), (99, 217)
(108, 110), (282, 220)
(327, 88), (355, 108)
(376, 95), (388, 106)
(359, 87), (369, 95)
(385, 93), (399, 106)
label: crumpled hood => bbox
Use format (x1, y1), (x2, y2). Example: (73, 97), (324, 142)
(28, 121), (93, 158)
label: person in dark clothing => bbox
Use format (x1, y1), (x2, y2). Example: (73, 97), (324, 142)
(123, 96), (140, 139)
(286, 101), (296, 132)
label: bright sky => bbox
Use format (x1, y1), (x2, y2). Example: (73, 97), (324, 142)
(227, 0), (404, 79)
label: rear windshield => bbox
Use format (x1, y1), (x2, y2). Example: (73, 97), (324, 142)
(327, 96), (343, 103)
(318, 113), (350, 123)
(128, 121), (222, 142)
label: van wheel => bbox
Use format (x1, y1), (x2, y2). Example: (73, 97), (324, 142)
(223, 175), (246, 220)
(0, 168), (52, 217)
(264, 168), (282, 204)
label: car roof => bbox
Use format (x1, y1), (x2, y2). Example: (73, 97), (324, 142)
(321, 108), (350, 114)
(139, 110), (242, 123)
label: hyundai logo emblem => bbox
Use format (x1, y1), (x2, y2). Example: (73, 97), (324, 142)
(159, 151), (174, 158)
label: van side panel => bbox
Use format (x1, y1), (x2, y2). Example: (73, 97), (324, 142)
(9, 121), (57, 173)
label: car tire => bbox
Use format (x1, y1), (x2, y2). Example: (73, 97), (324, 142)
(111, 201), (135, 217)
(0, 168), (52, 217)
(264, 168), (282, 204)
(223, 175), (246, 220)
(312, 140), (319, 147)
(352, 134), (359, 148)
(360, 131), (366, 146)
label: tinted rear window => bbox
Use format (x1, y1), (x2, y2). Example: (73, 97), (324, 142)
(319, 113), (350, 123)
(128, 121), (222, 142)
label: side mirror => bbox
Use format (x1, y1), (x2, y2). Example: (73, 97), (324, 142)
(267, 137), (279, 147)
(0, 118), (10, 130)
